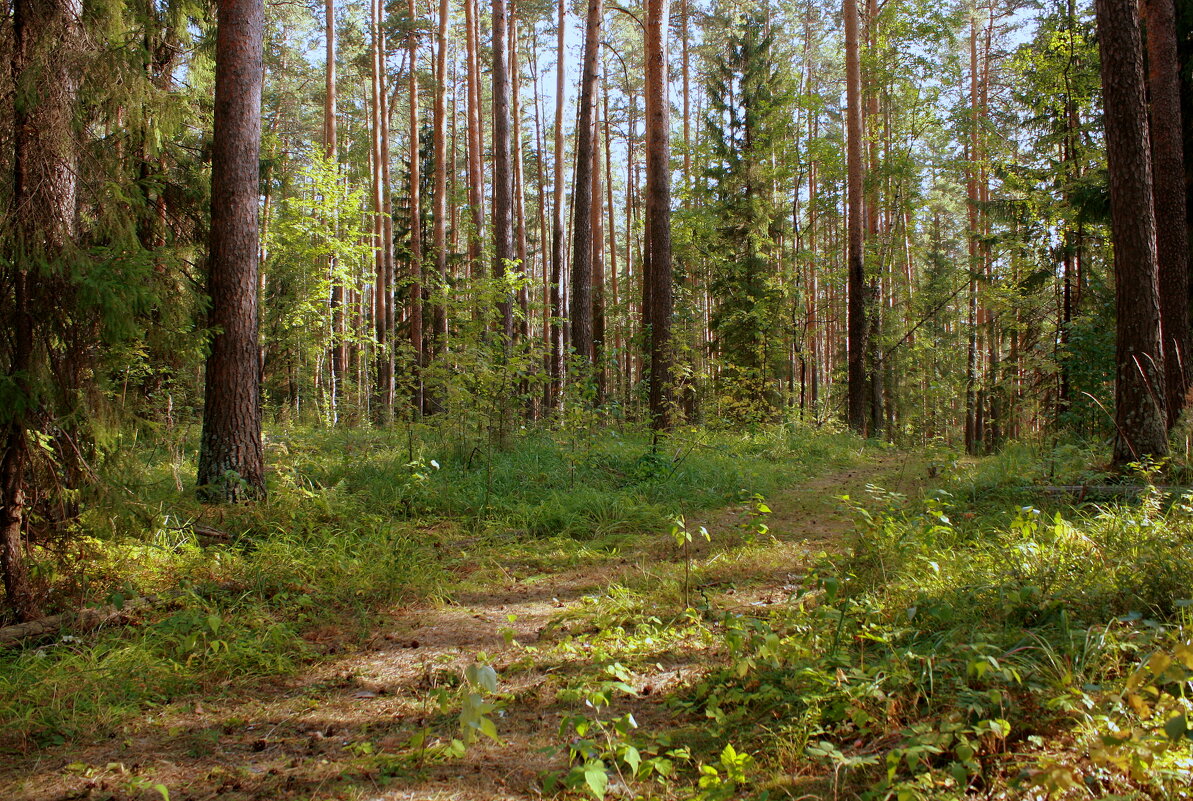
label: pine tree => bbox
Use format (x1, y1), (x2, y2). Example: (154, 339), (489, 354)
(196, 0), (267, 501)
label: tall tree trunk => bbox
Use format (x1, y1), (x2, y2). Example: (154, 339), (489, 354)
(492, 0), (516, 340)
(644, 0), (672, 431)
(592, 113), (607, 401)
(603, 78), (620, 400)
(325, 0), (344, 422)
(531, 30), (550, 353)
(464, 0), (485, 283)
(548, 0), (567, 409)
(370, 0), (392, 421)
(3, 0), (83, 619)
(1143, 0), (1191, 427)
(512, 6), (531, 346)
(408, 0), (424, 412)
(964, 12), (980, 454)
(844, 0), (867, 434)
(570, 0), (603, 370)
(380, 33), (397, 420)
(532, 31), (550, 356)
(1096, 0), (1169, 463)
(431, 0), (450, 354)
(681, 0), (691, 189)
(197, 0), (266, 502)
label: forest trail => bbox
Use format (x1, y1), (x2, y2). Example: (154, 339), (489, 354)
(5, 453), (926, 801)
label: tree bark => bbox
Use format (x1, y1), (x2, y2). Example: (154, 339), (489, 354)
(548, 0), (567, 409)
(492, 0), (516, 341)
(570, 0), (603, 369)
(644, 0), (672, 430)
(1096, 0), (1169, 464)
(197, 0), (266, 502)
(431, 0), (450, 354)
(844, 0), (867, 434)
(511, 6), (531, 347)
(408, 0), (424, 412)
(965, 12), (979, 454)
(325, 0), (345, 422)
(464, 0), (485, 283)
(592, 112), (607, 401)
(1143, 0), (1192, 427)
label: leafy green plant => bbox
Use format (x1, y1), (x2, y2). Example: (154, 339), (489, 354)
(408, 660), (503, 765)
(671, 514), (710, 609)
(551, 663), (689, 799)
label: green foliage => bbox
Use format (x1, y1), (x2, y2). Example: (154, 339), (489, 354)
(692, 2), (796, 417)
(674, 452), (1193, 798)
(263, 153), (373, 419)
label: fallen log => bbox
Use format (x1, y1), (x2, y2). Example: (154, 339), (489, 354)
(0, 595), (154, 648)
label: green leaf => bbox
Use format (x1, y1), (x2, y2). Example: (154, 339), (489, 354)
(465, 663), (498, 693)
(1164, 713), (1187, 741)
(623, 745), (641, 775)
(584, 761), (608, 799)
(479, 716), (500, 743)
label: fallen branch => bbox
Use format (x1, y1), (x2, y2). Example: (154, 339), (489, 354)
(191, 524), (233, 544)
(0, 596), (155, 648)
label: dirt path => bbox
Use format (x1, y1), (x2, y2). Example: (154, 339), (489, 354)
(2, 454), (924, 801)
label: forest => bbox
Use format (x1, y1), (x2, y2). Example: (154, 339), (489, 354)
(2, 0), (1193, 797)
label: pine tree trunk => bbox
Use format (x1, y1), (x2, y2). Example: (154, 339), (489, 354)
(1143, 0), (1191, 427)
(844, 0), (867, 434)
(547, 0), (567, 410)
(464, 0), (485, 283)
(407, 0), (424, 412)
(1096, 0), (1169, 464)
(431, 0), (450, 354)
(197, 0), (266, 502)
(603, 80), (620, 400)
(592, 113), (607, 401)
(325, 0), (344, 422)
(964, 14), (979, 454)
(644, 0), (672, 431)
(370, 0), (391, 422)
(492, 0), (516, 341)
(570, 0), (603, 370)
(2, 0), (84, 619)
(511, 7), (531, 347)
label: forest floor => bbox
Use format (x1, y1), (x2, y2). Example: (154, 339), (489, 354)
(1, 451), (927, 801)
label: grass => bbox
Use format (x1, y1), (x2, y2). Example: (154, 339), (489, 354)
(662, 446), (1193, 800)
(6, 426), (1189, 800)
(0, 419), (859, 757)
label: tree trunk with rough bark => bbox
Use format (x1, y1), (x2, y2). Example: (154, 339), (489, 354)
(644, 0), (672, 431)
(325, 0), (345, 421)
(570, 0), (603, 370)
(1143, 0), (1191, 427)
(464, 0), (485, 283)
(2, 0), (84, 620)
(408, 0), (424, 412)
(1096, 0), (1169, 464)
(197, 0), (266, 502)
(548, 0), (567, 409)
(844, 0), (867, 434)
(492, 0), (516, 341)
(431, 0), (450, 354)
